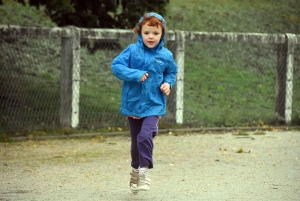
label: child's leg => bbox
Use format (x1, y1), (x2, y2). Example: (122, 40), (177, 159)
(138, 116), (159, 169)
(128, 117), (143, 169)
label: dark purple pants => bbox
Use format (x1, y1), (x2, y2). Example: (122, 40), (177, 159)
(128, 116), (159, 169)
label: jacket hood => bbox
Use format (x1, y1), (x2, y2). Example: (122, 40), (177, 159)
(137, 12), (167, 50)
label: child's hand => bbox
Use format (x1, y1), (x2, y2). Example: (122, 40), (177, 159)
(140, 73), (148, 82)
(160, 82), (171, 96)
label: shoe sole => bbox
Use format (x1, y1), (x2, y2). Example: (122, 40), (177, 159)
(131, 189), (139, 194)
(137, 186), (150, 191)
(130, 184), (138, 194)
(131, 186), (150, 193)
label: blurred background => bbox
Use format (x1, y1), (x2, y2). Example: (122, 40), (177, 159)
(0, 0), (299, 137)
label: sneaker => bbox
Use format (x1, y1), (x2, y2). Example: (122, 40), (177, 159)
(137, 172), (151, 191)
(130, 169), (139, 193)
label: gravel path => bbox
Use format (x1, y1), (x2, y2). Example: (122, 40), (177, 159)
(1, 130), (299, 201)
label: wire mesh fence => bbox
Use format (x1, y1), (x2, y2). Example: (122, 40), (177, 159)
(292, 45), (300, 124)
(0, 26), (299, 135)
(79, 38), (134, 129)
(0, 34), (61, 133)
(184, 41), (278, 127)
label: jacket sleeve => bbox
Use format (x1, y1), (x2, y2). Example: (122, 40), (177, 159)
(163, 54), (178, 88)
(111, 45), (147, 82)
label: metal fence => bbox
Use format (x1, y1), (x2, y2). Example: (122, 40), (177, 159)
(0, 25), (299, 134)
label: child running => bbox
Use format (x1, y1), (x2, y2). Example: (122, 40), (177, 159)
(111, 12), (178, 193)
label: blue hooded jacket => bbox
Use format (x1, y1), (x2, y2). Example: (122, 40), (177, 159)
(111, 12), (178, 118)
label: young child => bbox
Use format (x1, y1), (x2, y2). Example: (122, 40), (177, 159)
(111, 12), (178, 193)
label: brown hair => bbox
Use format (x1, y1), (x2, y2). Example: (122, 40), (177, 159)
(133, 13), (165, 36)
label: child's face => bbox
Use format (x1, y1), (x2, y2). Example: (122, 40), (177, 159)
(141, 23), (162, 49)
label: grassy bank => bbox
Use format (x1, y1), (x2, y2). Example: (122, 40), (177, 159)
(0, 0), (299, 136)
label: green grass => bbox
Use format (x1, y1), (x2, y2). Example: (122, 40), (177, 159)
(165, 0), (300, 33)
(0, 0), (56, 27)
(0, 0), (299, 135)
(182, 42), (278, 127)
(164, 0), (300, 127)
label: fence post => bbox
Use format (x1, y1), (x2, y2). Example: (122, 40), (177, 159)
(167, 31), (185, 124)
(275, 33), (296, 124)
(60, 26), (81, 128)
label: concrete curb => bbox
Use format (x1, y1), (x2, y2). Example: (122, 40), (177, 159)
(8, 126), (300, 141)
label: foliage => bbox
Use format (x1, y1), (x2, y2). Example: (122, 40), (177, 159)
(114, 0), (169, 29)
(14, 0), (169, 28)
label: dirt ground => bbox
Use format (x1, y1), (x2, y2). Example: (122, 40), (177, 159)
(0, 130), (300, 201)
